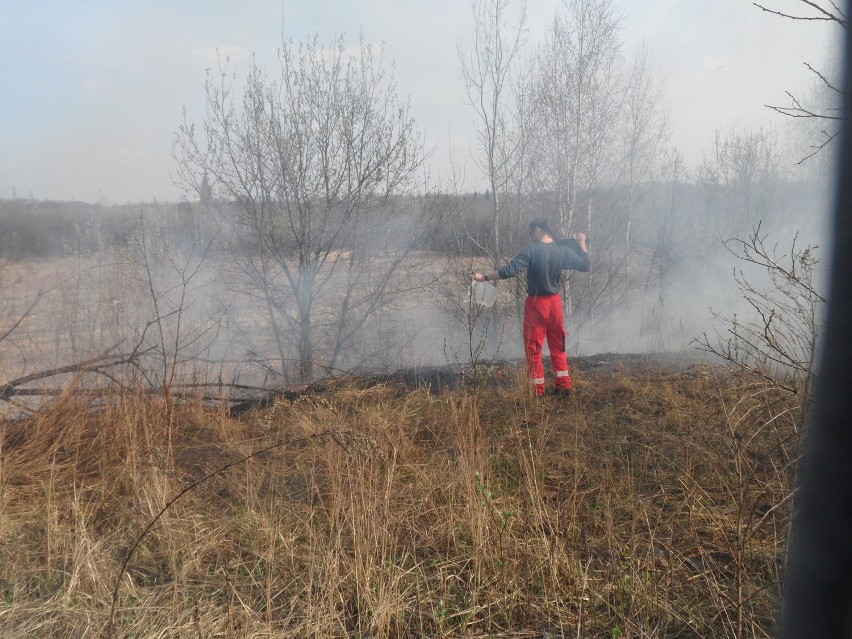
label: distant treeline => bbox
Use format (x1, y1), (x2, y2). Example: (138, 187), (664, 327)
(0, 179), (823, 262)
(0, 199), (203, 260)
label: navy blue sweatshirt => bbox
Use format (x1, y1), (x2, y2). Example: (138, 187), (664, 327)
(497, 241), (590, 296)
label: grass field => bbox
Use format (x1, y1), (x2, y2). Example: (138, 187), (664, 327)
(0, 355), (798, 638)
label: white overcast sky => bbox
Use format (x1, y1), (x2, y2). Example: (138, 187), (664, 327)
(0, 0), (842, 204)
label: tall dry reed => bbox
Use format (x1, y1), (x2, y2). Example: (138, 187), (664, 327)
(0, 362), (797, 638)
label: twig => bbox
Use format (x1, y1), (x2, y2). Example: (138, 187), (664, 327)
(0, 289), (45, 344)
(752, 1), (847, 27)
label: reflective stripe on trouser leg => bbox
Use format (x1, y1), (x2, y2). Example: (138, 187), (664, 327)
(553, 367), (572, 390)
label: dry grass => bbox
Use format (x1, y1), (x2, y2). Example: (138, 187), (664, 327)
(0, 360), (798, 638)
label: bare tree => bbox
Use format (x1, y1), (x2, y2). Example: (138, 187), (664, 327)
(616, 44), (669, 260)
(459, 0), (527, 271)
(526, 0), (623, 235)
(696, 125), (785, 249)
(754, 0), (845, 162)
(699, 222), (825, 407)
(458, 0), (528, 354)
(174, 34), (434, 382)
(126, 214), (222, 413)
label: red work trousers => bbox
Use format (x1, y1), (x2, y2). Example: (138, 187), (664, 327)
(523, 293), (572, 396)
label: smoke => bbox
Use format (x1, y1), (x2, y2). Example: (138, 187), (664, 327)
(0, 162), (833, 408)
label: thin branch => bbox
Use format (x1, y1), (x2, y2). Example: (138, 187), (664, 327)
(753, 1), (847, 27)
(0, 290), (45, 344)
(766, 91), (843, 121)
(805, 62), (843, 94)
(795, 130), (839, 164)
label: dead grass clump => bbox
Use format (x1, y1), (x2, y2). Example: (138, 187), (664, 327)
(0, 361), (798, 638)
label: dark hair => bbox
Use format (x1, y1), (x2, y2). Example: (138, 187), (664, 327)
(529, 218), (553, 237)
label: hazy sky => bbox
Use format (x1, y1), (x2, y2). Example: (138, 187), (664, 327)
(0, 0), (842, 204)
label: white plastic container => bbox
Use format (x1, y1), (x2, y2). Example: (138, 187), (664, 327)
(470, 280), (498, 307)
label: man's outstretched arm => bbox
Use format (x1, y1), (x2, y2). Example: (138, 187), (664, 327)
(474, 245), (532, 282)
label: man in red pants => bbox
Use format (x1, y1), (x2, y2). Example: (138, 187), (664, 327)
(474, 218), (589, 397)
